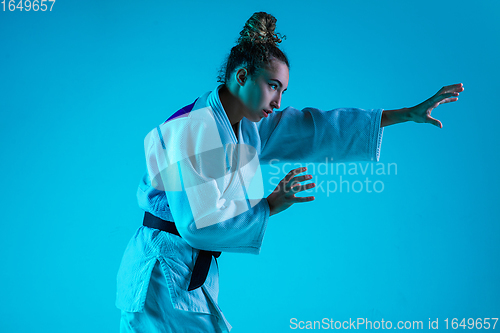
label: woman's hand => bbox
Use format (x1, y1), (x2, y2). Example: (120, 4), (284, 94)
(407, 83), (464, 128)
(266, 167), (316, 217)
(381, 83), (464, 128)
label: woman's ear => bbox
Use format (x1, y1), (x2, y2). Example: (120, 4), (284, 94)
(235, 68), (248, 86)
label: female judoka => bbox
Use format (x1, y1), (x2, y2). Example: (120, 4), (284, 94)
(116, 11), (464, 333)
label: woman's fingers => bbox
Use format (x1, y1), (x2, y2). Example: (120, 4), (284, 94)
(291, 174), (313, 183)
(404, 83), (463, 129)
(272, 167), (310, 194)
(288, 182), (316, 196)
(292, 196), (315, 202)
(437, 97), (459, 106)
(267, 167), (316, 216)
(286, 173), (314, 195)
(285, 183), (316, 199)
(439, 83), (464, 94)
(284, 167), (307, 182)
(426, 115), (442, 128)
(434, 92), (459, 104)
(425, 91), (460, 113)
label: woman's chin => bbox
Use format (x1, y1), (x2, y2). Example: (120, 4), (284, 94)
(245, 114), (264, 122)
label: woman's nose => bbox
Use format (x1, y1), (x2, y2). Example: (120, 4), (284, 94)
(272, 95), (281, 109)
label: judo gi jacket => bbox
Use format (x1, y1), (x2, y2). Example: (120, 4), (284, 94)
(116, 84), (384, 332)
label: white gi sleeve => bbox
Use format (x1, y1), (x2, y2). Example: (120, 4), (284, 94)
(257, 106), (384, 163)
(144, 109), (269, 254)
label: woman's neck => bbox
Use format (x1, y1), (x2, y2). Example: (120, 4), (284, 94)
(218, 84), (244, 126)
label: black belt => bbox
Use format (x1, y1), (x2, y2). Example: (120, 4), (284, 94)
(143, 211), (221, 291)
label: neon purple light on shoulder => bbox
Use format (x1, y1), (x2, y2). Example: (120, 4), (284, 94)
(164, 98), (199, 123)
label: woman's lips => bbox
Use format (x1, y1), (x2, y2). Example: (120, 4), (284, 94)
(262, 109), (272, 118)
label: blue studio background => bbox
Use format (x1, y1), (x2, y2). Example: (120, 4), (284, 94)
(1, 0), (499, 332)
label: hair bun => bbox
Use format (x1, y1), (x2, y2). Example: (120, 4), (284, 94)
(237, 12), (285, 46)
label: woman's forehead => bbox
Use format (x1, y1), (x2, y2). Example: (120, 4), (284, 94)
(260, 60), (289, 85)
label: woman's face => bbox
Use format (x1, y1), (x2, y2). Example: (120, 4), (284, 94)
(239, 59), (289, 122)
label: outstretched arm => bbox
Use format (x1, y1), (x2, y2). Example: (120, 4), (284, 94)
(381, 83), (464, 128)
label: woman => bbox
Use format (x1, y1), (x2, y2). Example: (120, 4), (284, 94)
(116, 11), (463, 333)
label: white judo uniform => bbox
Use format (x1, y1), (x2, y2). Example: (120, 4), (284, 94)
(116, 84), (384, 332)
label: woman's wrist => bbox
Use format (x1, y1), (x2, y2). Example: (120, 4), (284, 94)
(381, 108), (411, 127)
(266, 197), (276, 217)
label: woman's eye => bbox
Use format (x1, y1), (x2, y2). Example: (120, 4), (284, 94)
(269, 84), (277, 90)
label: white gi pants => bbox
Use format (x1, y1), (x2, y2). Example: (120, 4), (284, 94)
(120, 260), (226, 333)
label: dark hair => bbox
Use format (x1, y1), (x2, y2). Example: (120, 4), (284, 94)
(217, 12), (290, 84)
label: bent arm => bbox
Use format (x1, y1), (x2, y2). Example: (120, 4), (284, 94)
(145, 115), (270, 254)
